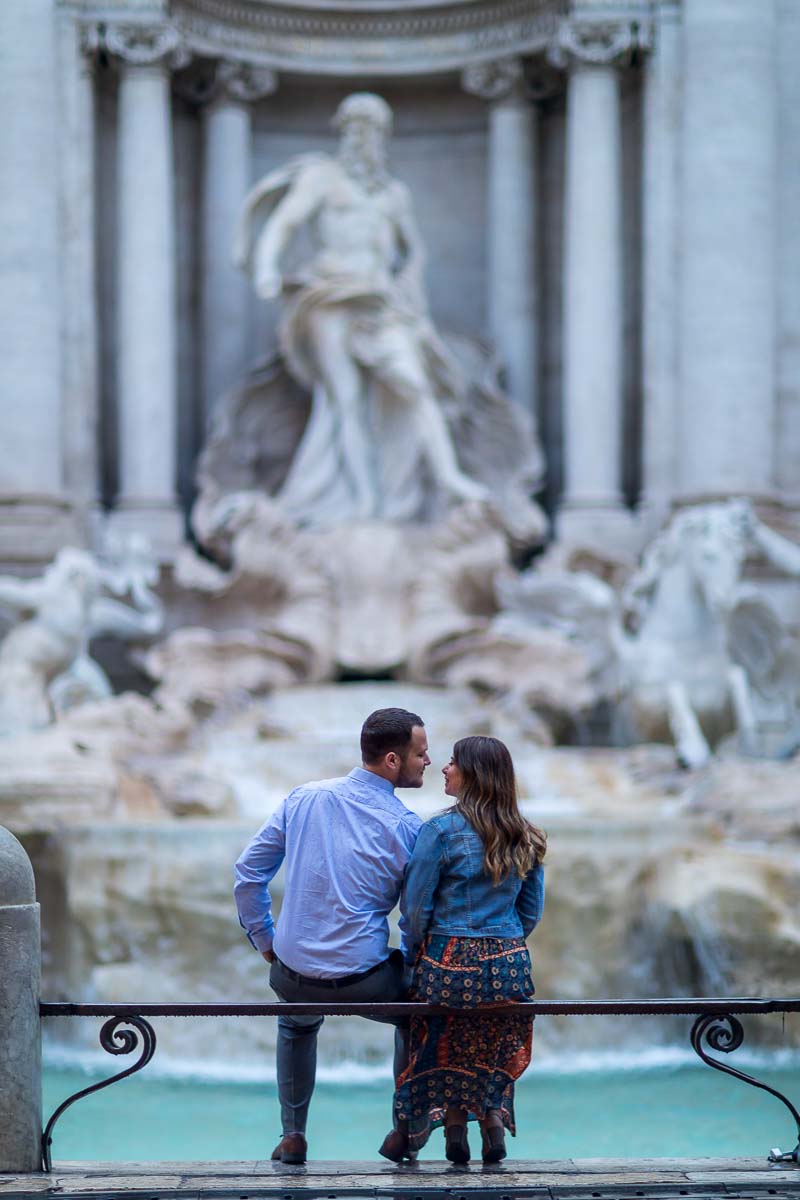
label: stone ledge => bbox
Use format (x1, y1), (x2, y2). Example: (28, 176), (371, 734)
(2, 1158), (800, 1198)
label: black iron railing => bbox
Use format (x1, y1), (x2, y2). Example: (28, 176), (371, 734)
(40, 998), (800, 1173)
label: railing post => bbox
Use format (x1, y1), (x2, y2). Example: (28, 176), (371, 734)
(0, 826), (42, 1172)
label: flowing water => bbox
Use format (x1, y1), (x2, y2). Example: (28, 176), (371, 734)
(43, 1056), (800, 1163)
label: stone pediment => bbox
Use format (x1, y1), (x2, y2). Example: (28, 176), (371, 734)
(168, 0), (567, 75)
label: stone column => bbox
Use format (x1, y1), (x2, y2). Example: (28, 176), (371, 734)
(58, 12), (101, 547)
(678, 0), (777, 501)
(0, 828), (41, 1173)
(776, 0), (800, 519)
(640, 1), (681, 533)
(0, 0), (75, 563)
(108, 25), (188, 557)
(200, 62), (277, 421)
(554, 19), (638, 549)
(463, 59), (541, 442)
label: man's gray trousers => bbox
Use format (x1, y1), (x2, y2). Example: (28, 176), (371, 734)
(269, 951), (409, 1136)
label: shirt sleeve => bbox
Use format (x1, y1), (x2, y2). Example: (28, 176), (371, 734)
(233, 801), (287, 953)
(400, 820), (444, 965)
(516, 861), (545, 937)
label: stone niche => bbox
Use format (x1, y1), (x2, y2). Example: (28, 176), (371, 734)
(96, 65), (646, 526)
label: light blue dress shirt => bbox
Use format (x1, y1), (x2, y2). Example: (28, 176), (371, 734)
(234, 767), (422, 978)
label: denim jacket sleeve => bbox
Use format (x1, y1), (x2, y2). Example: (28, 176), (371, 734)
(400, 819), (445, 965)
(516, 861), (545, 937)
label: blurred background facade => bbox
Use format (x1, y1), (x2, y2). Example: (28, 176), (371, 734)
(1, 0), (797, 569)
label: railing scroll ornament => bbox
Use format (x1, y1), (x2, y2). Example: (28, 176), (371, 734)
(41, 1015), (157, 1172)
(690, 1013), (800, 1165)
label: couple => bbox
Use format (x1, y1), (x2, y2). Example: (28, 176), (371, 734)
(234, 707), (546, 1165)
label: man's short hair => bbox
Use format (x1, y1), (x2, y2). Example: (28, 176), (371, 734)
(360, 707), (424, 764)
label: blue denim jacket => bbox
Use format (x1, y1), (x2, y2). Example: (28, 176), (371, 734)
(401, 809), (545, 964)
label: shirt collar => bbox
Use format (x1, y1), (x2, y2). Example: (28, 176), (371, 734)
(349, 766), (396, 795)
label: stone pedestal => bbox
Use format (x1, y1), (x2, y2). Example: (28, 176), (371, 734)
(677, 0), (777, 501)
(554, 20), (637, 549)
(200, 63), (276, 421)
(0, 0), (75, 563)
(640, 1), (681, 534)
(111, 26), (186, 557)
(0, 827), (41, 1173)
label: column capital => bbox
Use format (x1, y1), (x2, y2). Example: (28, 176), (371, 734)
(548, 17), (651, 69)
(461, 57), (525, 102)
(175, 59), (279, 107)
(85, 21), (191, 71)
(215, 60), (278, 104)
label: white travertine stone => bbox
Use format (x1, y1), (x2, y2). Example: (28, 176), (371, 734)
(463, 59), (540, 430)
(0, 0), (73, 562)
(201, 63), (277, 419)
(0, 826), (40, 1173)
(113, 33), (184, 556)
(776, 0), (800, 513)
(640, 1), (681, 533)
(500, 500), (800, 764)
(58, 12), (100, 545)
(678, 0), (777, 499)
(558, 46), (629, 545)
(0, 540), (163, 736)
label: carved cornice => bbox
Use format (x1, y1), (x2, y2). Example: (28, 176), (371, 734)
(461, 56), (524, 101)
(169, 0), (567, 77)
(84, 22), (192, 69)
(548, 16), (650, 69)
(75, 2), (655, 80)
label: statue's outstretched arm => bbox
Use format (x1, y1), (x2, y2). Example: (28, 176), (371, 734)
(0, 574), (43, 614)
(232, 158), (325, 285)
(232, 177), (277, 273)
(750, 519), (800, 577)
(249, 169), (326, 300)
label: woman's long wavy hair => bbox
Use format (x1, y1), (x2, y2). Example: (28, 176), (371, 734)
(451, 735), (546, 885)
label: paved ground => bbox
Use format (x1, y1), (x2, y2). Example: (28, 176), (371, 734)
(2, 1158), (800, 1200)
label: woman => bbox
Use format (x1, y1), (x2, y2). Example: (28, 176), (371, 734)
(379, 735), (546, 1165)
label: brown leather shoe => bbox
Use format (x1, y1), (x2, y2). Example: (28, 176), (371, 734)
(378, 1127), (417, 1163)
(271, 1133), (308, 1164)
(444, 1122), (470, 1164)
(479, 1111), (506, 1163)
(480, 1123), (506, 1163)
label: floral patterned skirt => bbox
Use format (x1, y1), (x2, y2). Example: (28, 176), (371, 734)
(393, 935), (534, 1151)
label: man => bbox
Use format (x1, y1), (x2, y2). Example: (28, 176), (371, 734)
(234, 707), (429, 1163)
(232, 92), (487, 525)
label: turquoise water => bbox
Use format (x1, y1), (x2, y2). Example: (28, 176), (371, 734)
(43, 1062), (800, 1163)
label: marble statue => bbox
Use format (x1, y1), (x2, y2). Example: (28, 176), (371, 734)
(230, 91), (544, 535)
(618, 500), (800, 764)
(485, 501), (800, 764)
(0, 538), (164, 734)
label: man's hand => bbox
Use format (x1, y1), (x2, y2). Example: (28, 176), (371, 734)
(262, 949), (276, 964)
